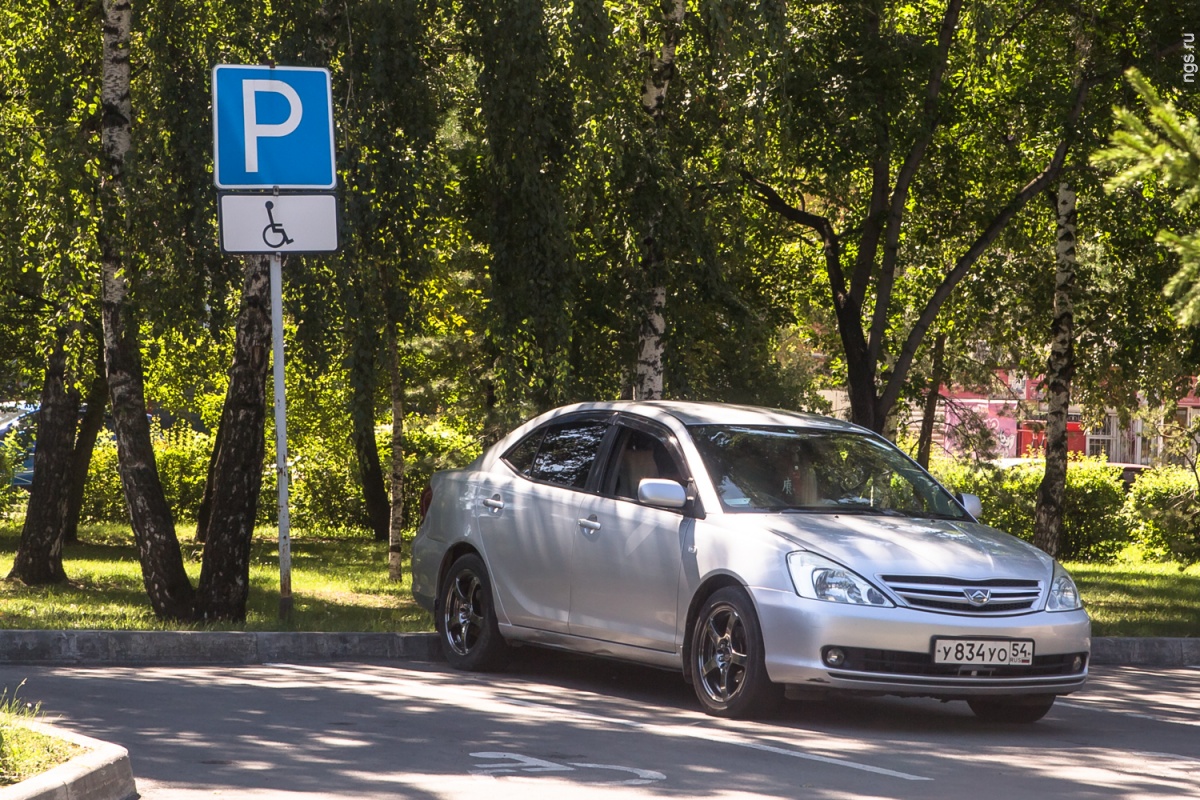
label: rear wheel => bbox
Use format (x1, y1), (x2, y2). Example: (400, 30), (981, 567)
(691, 587), (782, 718)
(436, 554), (510, 671)
(968, 695), (1056, 724)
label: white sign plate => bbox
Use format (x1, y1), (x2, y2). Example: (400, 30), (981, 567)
(219, 193), (339, 254)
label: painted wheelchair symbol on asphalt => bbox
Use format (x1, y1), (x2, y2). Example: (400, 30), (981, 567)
(470, 752), (666, 786)
(262, 200), (294, 248)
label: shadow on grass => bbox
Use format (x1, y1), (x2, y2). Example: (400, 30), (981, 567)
(0, 523), (432, 633)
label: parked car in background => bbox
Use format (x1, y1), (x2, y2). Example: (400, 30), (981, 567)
(412, 402), (1090, 721)
(0, 403), (37, 487)
(994, 456), (1149, 491)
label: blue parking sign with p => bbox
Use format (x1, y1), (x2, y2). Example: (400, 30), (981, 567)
(212, 65), (336, 190)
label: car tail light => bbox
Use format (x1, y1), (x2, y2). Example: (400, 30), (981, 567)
(419, 484), (433, 522)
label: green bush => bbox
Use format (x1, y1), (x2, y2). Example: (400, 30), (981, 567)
(82, 425), (214, 524)
(289, 434), (367, 533)
(1123, 466), (1200, 565)
(929, 456), (1129, 562)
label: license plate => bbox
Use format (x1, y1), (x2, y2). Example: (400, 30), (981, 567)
(933, 638), (1034, 666)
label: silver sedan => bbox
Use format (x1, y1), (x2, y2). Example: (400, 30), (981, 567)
(411, 401), (1090, 721)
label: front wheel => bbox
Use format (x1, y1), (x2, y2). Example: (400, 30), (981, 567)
(436, 553), (510, 671)
(968, 695), (1056, 724)
(691, 587), (782, 718)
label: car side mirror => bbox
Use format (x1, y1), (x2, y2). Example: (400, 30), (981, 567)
(957, 492), (983, 519)
(638, 478), (688, 510)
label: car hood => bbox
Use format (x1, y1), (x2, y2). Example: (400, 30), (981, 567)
(763, 512), (1054, 580)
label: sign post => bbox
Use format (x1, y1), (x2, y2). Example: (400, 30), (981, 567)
(212, 64), (339, 621)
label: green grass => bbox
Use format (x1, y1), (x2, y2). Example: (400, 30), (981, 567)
(1, 521), (1197, 638)
(1066, 552), (1200, 637)
(0, 521), (432, 632)
(1, 684), (83, 786)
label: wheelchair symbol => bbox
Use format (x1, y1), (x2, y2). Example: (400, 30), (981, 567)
(262, 201), (294, 248)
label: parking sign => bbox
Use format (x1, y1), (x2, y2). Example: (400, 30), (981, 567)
(212, 65), (337, 190)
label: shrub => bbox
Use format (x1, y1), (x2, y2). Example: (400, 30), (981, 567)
(289, 434), (367, 533)
(82, 425), (215, 525)
(929, 456), (1129, 562)
(1123, 466), (1200, 565)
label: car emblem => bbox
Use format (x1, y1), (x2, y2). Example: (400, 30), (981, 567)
(965, 589), (991, 606)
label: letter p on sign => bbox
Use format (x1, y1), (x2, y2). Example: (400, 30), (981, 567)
(212, 65), (337, 190)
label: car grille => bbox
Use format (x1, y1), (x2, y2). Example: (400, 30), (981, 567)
(830, 647), (1087, 679)
(879, 575), (1042, 615)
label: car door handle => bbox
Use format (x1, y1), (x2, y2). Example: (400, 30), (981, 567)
(482, 495), (504, 511)
(578, 515), (602, 532)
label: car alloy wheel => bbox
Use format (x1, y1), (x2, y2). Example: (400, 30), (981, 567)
(691, 587), (780, 718)
(437, 554), (510, 671)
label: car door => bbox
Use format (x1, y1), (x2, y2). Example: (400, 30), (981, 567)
(569, 421), (691, 652)
(474, 415), (610, 633)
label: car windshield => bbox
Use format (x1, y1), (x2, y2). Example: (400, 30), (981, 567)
(688, 425), (968, 520)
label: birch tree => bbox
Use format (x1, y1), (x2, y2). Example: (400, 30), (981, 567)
(1033, 184), (1077, 557)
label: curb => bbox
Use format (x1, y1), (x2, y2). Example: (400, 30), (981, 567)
(1089, 636), (1200, 667)
(0, 721), (136, 800)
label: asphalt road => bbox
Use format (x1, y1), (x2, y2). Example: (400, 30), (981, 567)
(2, 651), (1198, 800)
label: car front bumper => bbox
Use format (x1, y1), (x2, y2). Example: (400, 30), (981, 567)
(751, 586), (1090, 698)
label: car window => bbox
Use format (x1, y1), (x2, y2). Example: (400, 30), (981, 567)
(527, 420), (609, 489)
(689, 425), (967, 519)
(606, 427), (686, 501)
(502, 430), (544, 476)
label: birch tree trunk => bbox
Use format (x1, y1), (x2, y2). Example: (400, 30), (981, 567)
(387, 325), (405, 582)
(193, 255), (272, 620)
(98, 0), (194, 618)
(633, 0), (684, 401)
(1033, 183), (1077, 557)
(7, 337), (76, 585)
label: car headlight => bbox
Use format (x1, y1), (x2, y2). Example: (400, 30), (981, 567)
(1047, 562), (1083, 612)
(787, 552), (894, 607)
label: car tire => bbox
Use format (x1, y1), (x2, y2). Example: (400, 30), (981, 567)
(967, 695), (1056, 724)
(436, 553), (510, 672)
(691, 586), (782, 718)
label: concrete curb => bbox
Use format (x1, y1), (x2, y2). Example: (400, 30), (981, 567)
(0, 630), (1194, 667)
(0, 721), (136, 800)
(1089, 636), (1200, 667)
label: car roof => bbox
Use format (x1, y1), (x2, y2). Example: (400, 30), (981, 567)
(543, 400), (864, 432)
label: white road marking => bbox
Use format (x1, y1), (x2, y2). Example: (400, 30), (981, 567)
(266, 663), (931, 782)
(1058, 700), (1200, 728)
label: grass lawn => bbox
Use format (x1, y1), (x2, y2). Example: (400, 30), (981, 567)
(0, 521), (432, 632)
(0, 688), (82, 786)
(1, 520), (1198, 638)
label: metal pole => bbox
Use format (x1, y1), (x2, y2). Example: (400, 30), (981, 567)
(269, 251), (293, 622)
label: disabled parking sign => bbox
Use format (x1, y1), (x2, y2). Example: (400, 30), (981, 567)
(212, 64), (337, 190)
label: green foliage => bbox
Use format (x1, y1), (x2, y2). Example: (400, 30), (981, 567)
(81, 426), (211, 525)
(1094, 68), (1200, 326)
(1122, 465), (1200, 566)
(930, 456), (1129, 562)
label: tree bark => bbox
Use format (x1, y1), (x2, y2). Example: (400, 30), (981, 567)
(387, 324), (405, 582)
(7, 337), (77, 585)
(99, 0), (194, 619)
(633, 0), (684, 402)
(193, 255), (272, 621)
(349, 316), (389, 541)
(916, 333), (946, 469)
(1034, 183), (1077, 557)
(635, 286), (666, 400)
(63, 367), (108, 544)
